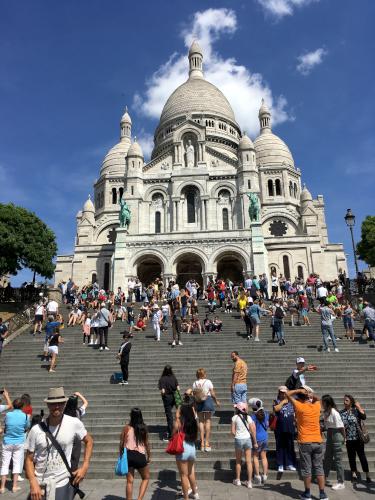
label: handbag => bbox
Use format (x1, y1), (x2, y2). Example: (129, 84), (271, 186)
(165, 431), (185, 455)
(173, 390), (182, 408)
(356, 414), (370, 444)
(39, 422), (85, 499)
(269, 413), (278, 431)
(115, 449), (128, 476)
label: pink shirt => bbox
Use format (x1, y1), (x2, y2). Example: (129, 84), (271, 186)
(124, 426), (146, 454)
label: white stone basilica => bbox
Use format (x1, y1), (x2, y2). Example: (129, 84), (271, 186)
(55, 41), (347, 290)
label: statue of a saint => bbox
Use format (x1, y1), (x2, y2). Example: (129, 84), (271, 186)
(185, 139), (195, 168)
(119, 198), (132, 229)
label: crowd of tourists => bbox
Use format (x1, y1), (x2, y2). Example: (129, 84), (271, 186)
(0, 270), (374, 498)
(0, 352), (373, 499)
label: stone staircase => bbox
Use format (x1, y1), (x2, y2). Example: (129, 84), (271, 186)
(0, 301), (374, 481)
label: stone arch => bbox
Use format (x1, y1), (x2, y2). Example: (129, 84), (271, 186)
(131, 250), (167, 286)
(172, 249), (207, 288)
(262, 214), (299, 235)
(95, 222), (119, 244)
(143, 185), (169, 203)
(295, 262), (307, 280)
(176, 180), (205, 197)
(210, 180), (236, 199)
(175, 125), (205, 142)
(210, 246), (249, 274)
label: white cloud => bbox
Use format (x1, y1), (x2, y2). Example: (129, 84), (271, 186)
(137, 132), (154, 161)
(133, 8), (289, 138)
(256, 0), (319, 20)
(296, 48), (327, 75)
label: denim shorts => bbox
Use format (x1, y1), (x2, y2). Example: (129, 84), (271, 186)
(176, 441), (196, 461)
(235, 438), (252, 451)
(253, 440), (268, 452)
(343, 316), (354, 329)
(301, 308), (308, 317)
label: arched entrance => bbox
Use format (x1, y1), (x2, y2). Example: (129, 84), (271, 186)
(136, 255), (163, 286)
(175, 253), (203, 288)
(216, 255), (244, 284)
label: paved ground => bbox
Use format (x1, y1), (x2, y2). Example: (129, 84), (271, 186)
(3, 478), (375, 499)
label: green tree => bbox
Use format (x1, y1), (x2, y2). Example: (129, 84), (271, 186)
(357, 215), (375, 267)
(0, 203), (57, 279)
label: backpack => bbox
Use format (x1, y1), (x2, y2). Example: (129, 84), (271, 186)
(285, 373), (302, 390)
(274, 306), (285, 319)
(193, 380), (208, 403)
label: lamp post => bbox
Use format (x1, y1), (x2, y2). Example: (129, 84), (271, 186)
(344, 208), (359, 277)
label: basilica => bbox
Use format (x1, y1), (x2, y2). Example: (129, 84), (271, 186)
(54, 41), (347, 290)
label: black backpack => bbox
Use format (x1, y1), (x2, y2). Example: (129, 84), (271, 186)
(285, 373), (302, 390)
(274, 306), (285, 319)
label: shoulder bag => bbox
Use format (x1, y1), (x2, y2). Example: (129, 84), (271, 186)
(165, 430), (185, 455)
(115, 449), (128, 476)
(355, 411), (370, 444)
(39, 422), (85, 499)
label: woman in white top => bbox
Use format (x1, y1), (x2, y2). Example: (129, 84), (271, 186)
(192, 369), (220, 452)
(231, 402), (257, 488)
(322, 395), (345, 490)
(33, 302), (45, 335)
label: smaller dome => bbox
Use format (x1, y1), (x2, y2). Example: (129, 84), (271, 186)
(83, 195), (94, 212)
(100, 141), (130, 176)
(189, 40), (203, 55)
(121, 106), (132, 124)
(238, 133), (254, 151)
(254, 132), (294, 167)
(259, 98), (270, 117)
(300, 184), (313, 203)
(127, 140), (143, 158)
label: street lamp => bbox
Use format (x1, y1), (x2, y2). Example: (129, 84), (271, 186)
(344, 208), (359, 277)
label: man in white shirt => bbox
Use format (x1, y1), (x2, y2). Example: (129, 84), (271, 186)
(25, 387), (93, 500)
(0, 389), (12, 414)
(46, 300), (59, 318)
(316, 284), (328, 305)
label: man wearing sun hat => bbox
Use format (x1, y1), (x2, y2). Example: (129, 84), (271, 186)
(25, 387), (93, 500)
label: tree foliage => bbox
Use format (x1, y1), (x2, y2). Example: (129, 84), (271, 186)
(0, 203), (57, 279)
(357, 215), (375, 267)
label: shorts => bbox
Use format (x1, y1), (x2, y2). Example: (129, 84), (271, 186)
(272, 286), (278, 293)
(48, 346), (58, 355)
(254, 439), (268, 452)
(197, 396), (215, 413)
(235, 438), (252, 451)
(343, 316), (354, 329)
(35, 315), (43, 323)
(250, 316), (260, 326)
(128, 320), (134, 327)
(298, 442), (325, 477)
(127, 449), (148, 470)
(301, 308), (308, 317)
(176, 441), (196, 461)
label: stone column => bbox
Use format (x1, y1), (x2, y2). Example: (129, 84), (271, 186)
(178, 200), (183, 231)
(251, 222), (269, 276)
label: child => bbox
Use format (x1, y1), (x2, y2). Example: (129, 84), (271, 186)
(249, 399), (269, 485)
(161, 299), (169, 329)
(225, 295), (233, 313)
(82, 313), (91, 345)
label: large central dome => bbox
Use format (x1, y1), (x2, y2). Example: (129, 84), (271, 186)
(160, 77), (237, 126)
(158, 41), (238, 130)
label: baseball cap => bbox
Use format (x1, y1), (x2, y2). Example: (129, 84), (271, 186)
(278, 385), (288, 393)
(296, 357), (305, 364)
(248, 397), (263, 411)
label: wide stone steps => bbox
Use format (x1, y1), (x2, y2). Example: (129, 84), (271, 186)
(0, 301), (374, 480)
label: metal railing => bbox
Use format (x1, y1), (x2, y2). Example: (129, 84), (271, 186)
(0, 286), (47, 304)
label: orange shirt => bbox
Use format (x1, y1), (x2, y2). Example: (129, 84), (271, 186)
(293, 399), (322, 443)
(233, 358), (248, 384)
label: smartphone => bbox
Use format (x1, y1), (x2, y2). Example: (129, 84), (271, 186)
(0, 390), (4, 395)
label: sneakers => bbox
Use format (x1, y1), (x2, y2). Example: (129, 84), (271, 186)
(253, 475), (262, 485)
(190, 493), (199, 500)
(319, 493), (329, 500)
(172, 341), (176, 347)
(299, 494), (312, 500)
(99, 347), (103, 351)
(121, 381), (129, 385)
(205, 446), (212, 452)
(334, 348), (339, 352)
(332, 483), (345, 490)
(287, 465), (297, 471)
(278, 465), (284, 472)
(254, 337), (260, 342)
(262, 474), (268, 484)
(104, 346), (110, 350)
(233, 479), (241, 486)
(178, 341), (183, 345)
(246, 480), (252, 488)
(324, 347), (331, 352)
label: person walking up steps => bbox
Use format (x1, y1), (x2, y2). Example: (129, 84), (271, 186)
(117, 333), (132, 385)
(151, 304), (162, 342)
(98, 302), (110, 351)
(231, 402), (257, 489)
(319, 303), (339, 353)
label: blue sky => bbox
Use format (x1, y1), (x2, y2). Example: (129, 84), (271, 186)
(1, 0), (374, 284)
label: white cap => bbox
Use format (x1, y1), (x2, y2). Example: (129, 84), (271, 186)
(296, 357), (305, 364)
(248, 398), (263, 410)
